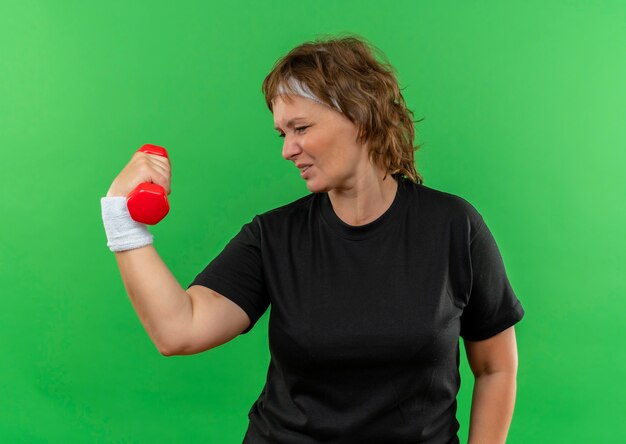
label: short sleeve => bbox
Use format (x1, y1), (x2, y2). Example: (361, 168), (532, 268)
(187, 215), (270, 334)
(460, 217), (525, 341)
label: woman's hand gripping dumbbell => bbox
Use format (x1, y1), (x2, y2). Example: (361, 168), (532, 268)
(107, 144), (171, 225)
(101, 144), (172, 252)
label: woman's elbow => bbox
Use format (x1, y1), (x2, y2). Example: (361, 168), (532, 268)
(155, 338), (182, 357)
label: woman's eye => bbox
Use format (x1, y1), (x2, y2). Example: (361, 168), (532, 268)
(277, 126), (308, 138)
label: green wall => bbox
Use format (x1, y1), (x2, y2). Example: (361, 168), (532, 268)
(1, 1), (624, 442)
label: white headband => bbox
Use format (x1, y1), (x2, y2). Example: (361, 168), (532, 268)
(276, 77), (342, 113)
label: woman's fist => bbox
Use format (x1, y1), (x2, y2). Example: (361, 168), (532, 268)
(107, 149), (172, 198)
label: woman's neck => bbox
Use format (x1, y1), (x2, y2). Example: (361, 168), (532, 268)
(328, 171), (398, 227)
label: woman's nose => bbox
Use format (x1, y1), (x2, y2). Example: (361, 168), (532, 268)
(282, 135), (301, 160)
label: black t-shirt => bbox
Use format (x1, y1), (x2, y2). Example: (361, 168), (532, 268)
(188, 177), (525, 443)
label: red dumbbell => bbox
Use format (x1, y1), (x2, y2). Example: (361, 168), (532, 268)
(127, 144), (170, 225)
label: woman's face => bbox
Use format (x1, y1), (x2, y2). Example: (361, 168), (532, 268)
(272, 94), (368, 193)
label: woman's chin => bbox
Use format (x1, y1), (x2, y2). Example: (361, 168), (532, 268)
(305, 181), (330, 194)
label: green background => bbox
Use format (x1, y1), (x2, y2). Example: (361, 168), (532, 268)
(1, 0), (624, 442)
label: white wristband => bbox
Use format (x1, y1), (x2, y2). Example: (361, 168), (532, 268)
(101, 196), (154, 252)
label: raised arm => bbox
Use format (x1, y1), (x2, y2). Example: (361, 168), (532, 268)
(103, 148), (249, 356)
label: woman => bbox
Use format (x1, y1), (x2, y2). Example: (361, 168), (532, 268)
(102, 35), (524, 444)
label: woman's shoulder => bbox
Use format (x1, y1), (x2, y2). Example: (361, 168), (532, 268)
(253, 192), (316, 225)
(407, 181), (485, 227)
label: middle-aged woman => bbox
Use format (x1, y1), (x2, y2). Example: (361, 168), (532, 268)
(102, 34), (525, 444)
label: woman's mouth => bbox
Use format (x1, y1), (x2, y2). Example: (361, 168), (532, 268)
(300, 165), (312, 177)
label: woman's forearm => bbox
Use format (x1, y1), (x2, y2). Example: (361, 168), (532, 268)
(113, 244), (192, 355)
(467, 371), (517, 444)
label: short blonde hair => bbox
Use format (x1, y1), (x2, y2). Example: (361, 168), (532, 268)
(262, 34), (424, 184)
